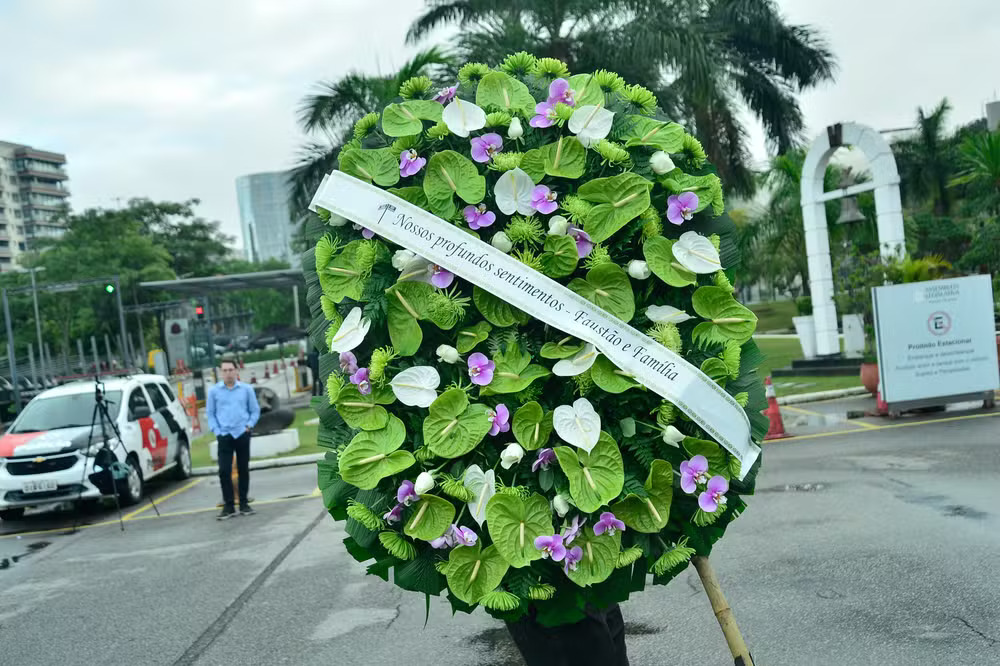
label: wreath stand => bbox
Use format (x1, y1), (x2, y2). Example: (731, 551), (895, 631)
(693, 556), (755, 666)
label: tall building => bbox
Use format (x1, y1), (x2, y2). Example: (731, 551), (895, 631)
(0, 141), (71, 269)
(236, 171), (295, 264)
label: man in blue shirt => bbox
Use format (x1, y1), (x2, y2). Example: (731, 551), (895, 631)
(206, 359), (261, 519)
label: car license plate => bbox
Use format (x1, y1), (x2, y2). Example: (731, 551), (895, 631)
(22, 479), (58, 494)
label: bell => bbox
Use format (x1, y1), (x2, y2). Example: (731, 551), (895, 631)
(835, 195), (865, 224)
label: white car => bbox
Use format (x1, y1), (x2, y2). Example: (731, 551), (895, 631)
(0, 374), (193, 521)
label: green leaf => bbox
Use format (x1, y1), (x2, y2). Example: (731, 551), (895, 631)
(620, 115), (685, 151)
(643, 236), (696, 288)
(317, 452), (355, 520)
(721, 341), (741, 378)
(404, 494), (456, 541)
(387, 186), (430, 211)
(423, 150), (486, 218)
(511, 401), (554, 451)
(339, 148), (400, 187)
(539, 338), (584, 359)
(554, 432), (624, 513)
(660, 172), (724, 215)
(568, 263), (635, 322)
(538, 137), (586, 179)
(335, 384), (390, 430)
(539, 234), (579, 278)
(486, 493), (554, 568)
(577, 172), (653, 243)
(568, 73), (605, 107)
(590, 355), (640, 394)
(322, 240), (368, 303)
(395, 552), (445, 595)
(338, 427), (414, 490)
(699, 358), (730, 387)
(682, 437), (729, 479)
(446, 543), (510, 605)
(475, 71), (536, 116)
(456, 320), (492, 353)
(386, 282), (434, 356)
(423, 388), (492, 458)
(691, 286), (757, 345)
(473, 286), (528, 327)
(381, 99), (443, 137)
(610, 459), (673, 533)
(566, 526), (621, 587)
(482, 344), (551, 395)
(520, 149), (545, 182)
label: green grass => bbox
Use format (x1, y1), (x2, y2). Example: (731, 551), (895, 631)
(753, 337), (862, 396)
(749, 300), (797, 333)
(190, 407), (323, 468)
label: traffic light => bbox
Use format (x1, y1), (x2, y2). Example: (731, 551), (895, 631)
(104, 283), (115, 294)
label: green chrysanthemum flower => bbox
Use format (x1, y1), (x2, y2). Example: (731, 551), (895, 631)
(594, 69), (626, 93)
(528, 584), (556, 601)
(560, 194), (593, 222)
(651, 539), (696, 576)
(573, 369), (594, 396)
(640, 206), (662, 239)
(649, 322), (682, 354)
(315, 207), (332, 222)
(480, 588), (521, 612)
(368, 346), (398, 383)
(352, 112), (379, 141)
(505, 215), (544, 245)
(683, 133), (707, 166)
(379, 531), (417, 561)
(315, 235), (338, 271)
(399, 75), (434, 100)
(325, 373), (344, 405)
(414, 446), (435, 462)
(356, 240), (379, 278)
(512, 248), (543, 271)
(440, 477), (476, 502)
(346, 500), (384, 531)
(593, 139), (631, 166)
(620, 83), (657, 115)
(715, 270), (734, 293)
(584, 245), (612, 269)
(500, 51), (537, 76)
(553, 102), (574, 122)
(426, 121), (450, 140)
(489, 151), (524, 172)
(340, 137), (362, 154)
(709, 233), (721, 252)
(485, 111), (512, 128)
(391, 135), (420, 154)
(656, 401), (677, 426)
(458, 62), (491, 85)
(426, 288), (471, 330)
(531, 57), (570, 79)
(616, 546), (644, 568)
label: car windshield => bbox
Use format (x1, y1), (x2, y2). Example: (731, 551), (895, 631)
(9, 390), (123, 433)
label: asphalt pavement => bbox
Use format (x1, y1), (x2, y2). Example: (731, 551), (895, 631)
(1, 400), (998, 665)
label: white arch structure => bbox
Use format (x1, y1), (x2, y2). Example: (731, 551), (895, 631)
(800, 122), (906, 356)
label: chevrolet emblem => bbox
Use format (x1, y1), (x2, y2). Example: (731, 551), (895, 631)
(33, 456), (46, 463)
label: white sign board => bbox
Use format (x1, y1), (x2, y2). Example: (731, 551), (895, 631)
(872, 275), (999, 404)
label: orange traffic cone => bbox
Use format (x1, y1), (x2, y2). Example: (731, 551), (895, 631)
(263, 366), (270, 380)
(763, 377), (791, 440)
(273, 361), (279, 374)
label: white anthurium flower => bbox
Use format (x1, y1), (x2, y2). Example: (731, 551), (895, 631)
(464, 464), (496, 527)
(672, 231), (722, 274)
(435, 344), (461, 364)
(392, 249), (416, 271)
(568, 104), (615, 148)
(397, 255), (434, 283)
(649, 151), (676, 175)
(441, 97), (486, 137)
(552, 343), (599, 377)
(661, 425), (685, 447)
(619, 417), (636, 438)
(627, 260), (651, 280)
(389, 366), (440, 408)
(553, 397), (602, 453)
(552, 494), (571, 518)
(494, 167), (536, 215)
(547, 215), (569, 236)
(646, 304), (694, 324)
(329, 307), (370, 353)
(507, 116), (524, 139)
(414, 471), (435, 495)
(500, 443), (525, 470)
(491, 231), (513, 253)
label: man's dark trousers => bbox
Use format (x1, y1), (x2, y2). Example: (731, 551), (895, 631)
(217, 431), (250, 510)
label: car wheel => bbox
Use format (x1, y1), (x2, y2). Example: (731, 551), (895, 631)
(174, 440), (193, 480)
(120, 457), (144, 506)
(0, 508), (25, 521)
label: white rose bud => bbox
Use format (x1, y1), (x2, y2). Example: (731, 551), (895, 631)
(649, 151), (676, 175)
(414, 471), (435, 495)
(547, 215), (569, 236)
(436, 344), (460, 364)
(552, 494), (571, 518)
(507, 117), (523, 140)
(627, 260), (651, 280)
(500, 443), (525, 470)
(491, 231), (513, 253)
(392, 249), (416, 271)
(662, 425), (685, 446)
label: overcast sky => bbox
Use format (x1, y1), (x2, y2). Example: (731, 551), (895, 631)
(1, 0), (997, 248)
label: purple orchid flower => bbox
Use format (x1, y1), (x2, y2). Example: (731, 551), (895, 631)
(349, 367), (371, 395)
(353, 223), (375, 239)
(451, 525), (479, 547)
(339, 351), (358, 374)
(680, 455), (710, 494)
(561, 515), (586, 545)
(433, 85), (457, 104)
(563, 546), (583, 573)
(593, 511), (626, 537)
(487, 404), (510, 436)
(531, 185), (558, 214)
(428, 264), (455, 288)
(396, 480), (419, 506)
(467, 352), (495, 386)
(470, 133), (503, 163)
(567, 225), (594, 258)
(429, 534), (453, 549)
(666, 192), (699, 226)
(532, 448), (556, 473)
(383, 503), (404, 524)
(699, 475), (729, 513)
(463, 203), (496, 230)
(546, 78), (575, 107)
(534, 534), (567, 562)
(529, 101), (558, 128)
(399, 149), (427, 178)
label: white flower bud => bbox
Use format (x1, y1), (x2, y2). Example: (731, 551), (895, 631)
(491, 231), (513, 253)
(552, 494), (571, 517)
(627, 260), (651, 280)
(662, 425), (685, 446)
(649, 151), (676, 175)
(328, 213), (350, 227)
(500, 443), (525, 470)
(392, 249), (416, 271)
(547, 215), (569, 236)
(507, 117), (523, 140)
(619, 418), (636, 438)
(414, 471), (435, 495)
(436, 344), (460, 364)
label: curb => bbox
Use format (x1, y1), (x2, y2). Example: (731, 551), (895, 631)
(192, 452), (325, 477)
(776, 386), (871, 406)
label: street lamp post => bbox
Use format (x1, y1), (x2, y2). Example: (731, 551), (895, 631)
(29, 267), (45, 379)
(2, 289), (21, 411)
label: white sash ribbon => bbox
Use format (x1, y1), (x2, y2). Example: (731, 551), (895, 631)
(311, 172), (760, 479)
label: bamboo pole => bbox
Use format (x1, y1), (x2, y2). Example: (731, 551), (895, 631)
(692, 555), (755, 666)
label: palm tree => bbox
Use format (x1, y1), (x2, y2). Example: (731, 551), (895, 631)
(893, 99), (955, 215)
(407, 0), (836, 197)
(951, 129), (1000, 211)
(288, 47), (454, 215)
